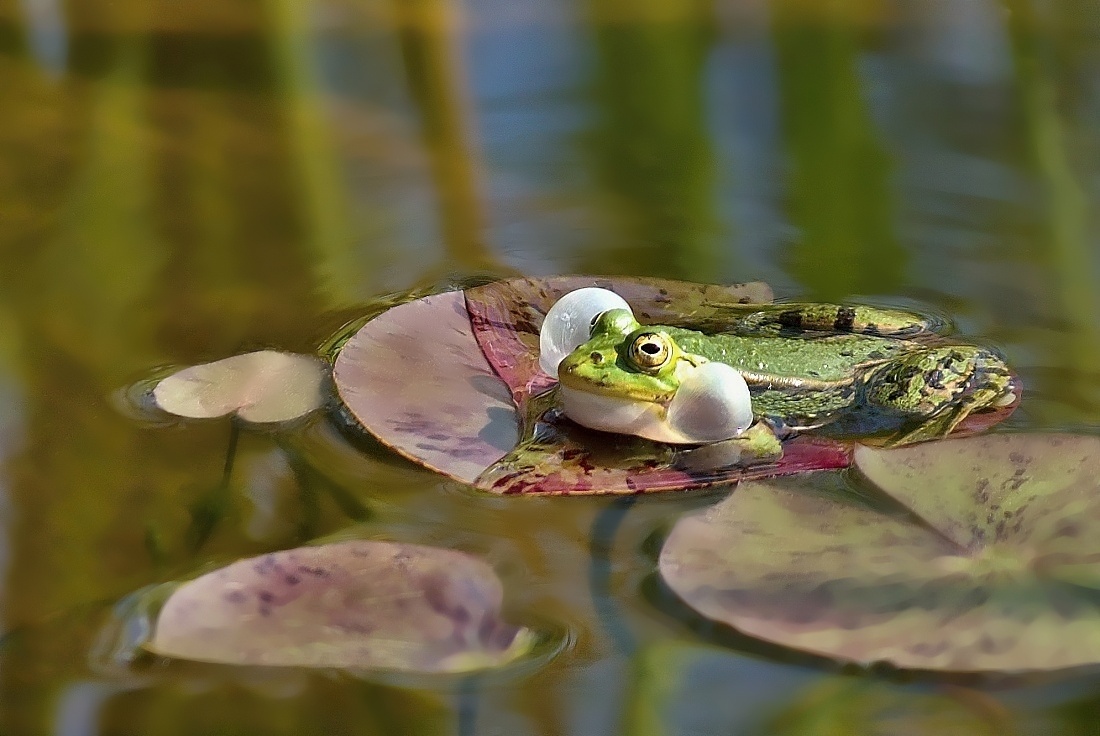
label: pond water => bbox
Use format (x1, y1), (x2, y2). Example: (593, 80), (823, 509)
(2, 0), (1100, 733)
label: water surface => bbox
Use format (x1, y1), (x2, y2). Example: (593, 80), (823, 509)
(2, 0), (1100, 733)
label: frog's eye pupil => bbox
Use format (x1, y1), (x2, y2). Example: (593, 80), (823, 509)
(629, 332), (671, 370)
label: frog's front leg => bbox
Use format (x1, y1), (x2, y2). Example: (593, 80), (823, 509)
(862, 346), (1016, 445)
(673, 422), (783, 471)
(735, 304), (945, 338)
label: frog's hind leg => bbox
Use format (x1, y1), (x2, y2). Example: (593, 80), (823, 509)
(734, 304), (946, 338)
(862, 346), (1016, 446)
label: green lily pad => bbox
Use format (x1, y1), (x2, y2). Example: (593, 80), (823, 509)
(148, 540), (535, 673)
(659, 433), (1100, 672)
(153, 350), (326, 423)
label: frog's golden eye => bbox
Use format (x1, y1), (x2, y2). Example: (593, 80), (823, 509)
(628, 332), (671, 370)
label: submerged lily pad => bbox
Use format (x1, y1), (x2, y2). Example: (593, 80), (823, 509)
(148, 540), (535, 672)
(153, 351), (326, 423)
(659, 434), (1100, 672)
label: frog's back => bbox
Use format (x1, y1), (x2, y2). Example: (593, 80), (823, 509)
(666, 329), (913, 385)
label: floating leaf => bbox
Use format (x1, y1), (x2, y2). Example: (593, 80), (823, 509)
(153, 351), (326, 423)
(148, 540), (535, 672)
(332, 290), (520, 485)
(659, 433), (1100, 672)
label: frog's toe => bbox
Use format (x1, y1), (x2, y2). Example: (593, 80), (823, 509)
(885, 382), (1013, 446)
(885, 410), (963, 446)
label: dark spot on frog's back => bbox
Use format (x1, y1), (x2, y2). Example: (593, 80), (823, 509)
(778, 310), (803, 329)
(833, 307), (856, 331)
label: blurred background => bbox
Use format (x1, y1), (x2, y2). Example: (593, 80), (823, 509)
(1, 0), (1100, 733)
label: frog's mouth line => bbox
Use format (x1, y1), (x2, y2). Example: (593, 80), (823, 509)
(558, 385), (697, 444)
(556, 363), (676, 404)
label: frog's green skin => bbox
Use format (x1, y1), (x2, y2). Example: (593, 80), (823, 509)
(556, 304), (1015, 459)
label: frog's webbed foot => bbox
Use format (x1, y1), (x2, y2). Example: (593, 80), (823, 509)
(866, 346), (1016, 446)
(673, 422), (783, 472)
(732, 303), (946, 339)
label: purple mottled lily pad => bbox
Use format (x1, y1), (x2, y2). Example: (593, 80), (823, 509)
(333, 291), (519, 484)
(477, 419), (850, 496)
(148, 540), (534, 672)
(333, 276), (1019, 495)
(659, 434), (1100, 672)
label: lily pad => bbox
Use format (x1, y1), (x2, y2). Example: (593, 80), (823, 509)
(332, 276), (1018, 495)
(153, 350), (326, 423)
(332, 290), (520, 485)
(148, 540), (535, 673)
(659, 433), (1100, 672)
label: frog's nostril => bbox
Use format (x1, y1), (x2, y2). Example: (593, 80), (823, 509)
(590, 352), (604, 364)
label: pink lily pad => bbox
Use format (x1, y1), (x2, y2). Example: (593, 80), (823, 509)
(148, 540), (535, 672)
(333, 290), (519, 485)
(332, 276), (1019, 495)
(659, 434), (1100, 672)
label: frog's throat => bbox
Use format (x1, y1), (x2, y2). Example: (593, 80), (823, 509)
(558, 385), (698, 444)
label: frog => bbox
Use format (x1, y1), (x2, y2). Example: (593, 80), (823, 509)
(554, 303), (1016, 466)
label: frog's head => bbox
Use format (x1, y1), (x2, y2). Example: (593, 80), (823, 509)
(555, 309), (751, 444)
(557, 309), (691, 406)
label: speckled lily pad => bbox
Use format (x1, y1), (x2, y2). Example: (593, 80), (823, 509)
(148, 540), (535, 673)
(659, 433), (1100, 672)
(153, 351), (327, 423)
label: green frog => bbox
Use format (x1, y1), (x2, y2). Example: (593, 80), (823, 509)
(554, 303), (1016, 465)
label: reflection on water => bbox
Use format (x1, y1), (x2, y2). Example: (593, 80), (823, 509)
(1, 0), (1100, 733)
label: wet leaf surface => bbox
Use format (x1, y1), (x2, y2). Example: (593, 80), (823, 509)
(333, 290), (520, 484)
(659, 434), (1100, 672)
(148, 540), (534, 672)
(153, 351), (327, 423)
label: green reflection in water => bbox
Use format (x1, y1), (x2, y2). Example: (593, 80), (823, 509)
(583, 0), (721, 281)
(1004, 0), (1100, 422)
(267, 0), (360, 305)
(396, 0), (503, 274)
(771, 1), (904, 300)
